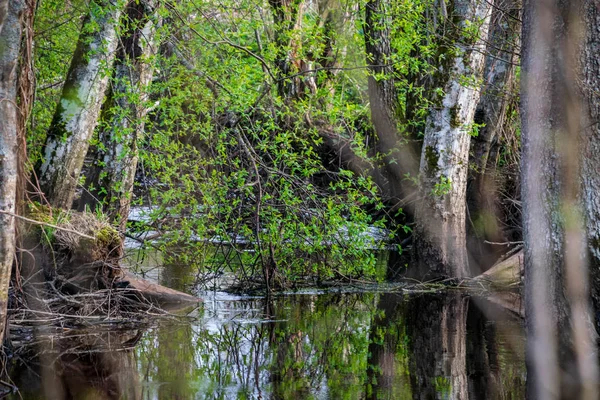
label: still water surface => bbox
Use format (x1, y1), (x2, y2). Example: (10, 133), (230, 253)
(8, 292), (525, 399)
(7, 258), (526, 399)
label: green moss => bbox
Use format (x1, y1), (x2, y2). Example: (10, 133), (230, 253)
(27, 202), (55, 224)
(27, 202), (72, 227)
(449, 105), (461, 129)
(425, 146), (439, 173)
(95, 225), (120, 247)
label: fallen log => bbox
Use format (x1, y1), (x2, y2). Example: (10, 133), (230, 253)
(472, 250), (523, 290)
(122, 272), (201, 310)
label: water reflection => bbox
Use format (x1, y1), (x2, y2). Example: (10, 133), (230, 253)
(8, 291), (525, 399)
(9, 328), (143, 399)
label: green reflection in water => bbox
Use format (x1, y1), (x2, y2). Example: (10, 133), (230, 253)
(133, 291), (525, 400)
(6, 250), (526, 400)
(6, 290), (525, 400)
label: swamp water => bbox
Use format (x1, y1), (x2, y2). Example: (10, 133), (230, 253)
(6, 259), (526, 399)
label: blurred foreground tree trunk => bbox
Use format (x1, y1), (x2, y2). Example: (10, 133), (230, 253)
(579, 0), (600, 354)
(0, 0), (26, 342)
(36, 0), (122, 209)
(363, 0), (419, 207)
(413, 0), (493, 279)
(522, 0), (599, 397)
(80, 0), (159, 232)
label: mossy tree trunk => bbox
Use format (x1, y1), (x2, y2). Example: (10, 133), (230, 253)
(269, 0), (310, 99)
(36, 0), (122, 210)
(0, 0), (25, 342)
(80, 0), (159, 232)
(413, 0), (493, 279)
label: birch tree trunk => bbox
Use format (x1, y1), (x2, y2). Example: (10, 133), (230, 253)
(0, 0), (25, 342)
(413, 0), (492, 279)
(36, 0), (122, 210)
(80, 0), (159, 232)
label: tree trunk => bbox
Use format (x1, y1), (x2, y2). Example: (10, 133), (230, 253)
(0, 0), (25, 342)
(268, 0), (309, 99)
(36, 0), (122, 210)
(521, 0), (598, 397)
(467, 0), (520, 271)
(80, 0), (159, 232)
(470, 0), (519, 183)
(363, 0), (419, 207)
(580, 0), (600, 351)
(413, 0), (493, 279)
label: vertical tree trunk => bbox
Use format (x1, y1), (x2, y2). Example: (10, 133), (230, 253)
(36, 0), (122, 210)
(268, 0), (308, 99)
(80, 0), (159, 232)
(580, 0), (600, 347)
(363, 0), (419, 206)
(521, 0), (598, 397)
(471, 0), (519, 184)
(413, 0), (493, 279)
(467, 0), (520, 271)
(0, 0), (25, 342)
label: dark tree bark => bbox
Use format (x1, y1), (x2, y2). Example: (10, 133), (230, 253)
(471, 0), (520, 184)
(0, 0), (25, 342)
(363, 0), (420, 209)
(268, 0), (310, 99)
(580, 0), (600, 357)
(521, 0), (598, 397)
(36, 0), (122, 209)
(467, 0), (521, 272)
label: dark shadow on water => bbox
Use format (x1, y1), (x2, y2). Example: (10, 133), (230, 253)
(6, 291), (525, 399)
(8, 328), (143, 399)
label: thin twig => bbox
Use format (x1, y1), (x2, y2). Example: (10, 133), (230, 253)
(484, 240), (524, 246)
(0, 210), (95, 240)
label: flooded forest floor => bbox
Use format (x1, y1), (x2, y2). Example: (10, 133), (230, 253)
(2, 247), (526, 400)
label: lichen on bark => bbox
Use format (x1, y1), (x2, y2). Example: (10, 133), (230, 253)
(36, 0), (122, 210)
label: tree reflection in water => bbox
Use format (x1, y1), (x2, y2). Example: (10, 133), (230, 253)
(137, 291), (525, 399)
(7, 291), (525, 399)
(9, 328), (143, 399)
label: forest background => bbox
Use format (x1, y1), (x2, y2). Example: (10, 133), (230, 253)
(3, 0), (600, 396)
